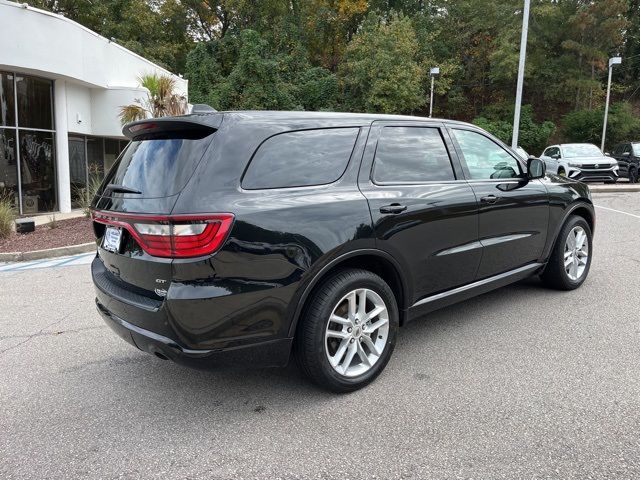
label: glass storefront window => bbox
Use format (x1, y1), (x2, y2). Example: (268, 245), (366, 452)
(1, 71), (56, 214)
(19, 131), (57, 213)
(69, 137), (87, 208)
(16, 75), (53, 130)
(0, 129), (18, 204)
(1, 73), (15, 127)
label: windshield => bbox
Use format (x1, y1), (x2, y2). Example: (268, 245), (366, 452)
(101, 135), (214, 198)
(562, 144), (602, 158)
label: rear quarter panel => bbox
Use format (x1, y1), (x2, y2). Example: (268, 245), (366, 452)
(166, 118), (374, 350)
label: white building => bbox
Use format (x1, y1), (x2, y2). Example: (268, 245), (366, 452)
(0, 0), (188, 214)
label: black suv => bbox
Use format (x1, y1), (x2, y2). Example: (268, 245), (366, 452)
(91, 111), (595, 392)
(611, 142), (640, 183)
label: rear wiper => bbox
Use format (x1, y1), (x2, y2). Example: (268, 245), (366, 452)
(105, 184), (142, 195)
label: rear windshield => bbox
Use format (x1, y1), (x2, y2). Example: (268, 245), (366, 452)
(101, 135), (214, 198)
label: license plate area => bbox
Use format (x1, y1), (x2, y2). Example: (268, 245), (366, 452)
(102, 226), (123, 253)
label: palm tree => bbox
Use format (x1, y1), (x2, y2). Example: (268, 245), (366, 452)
(118, 74), (187, 124)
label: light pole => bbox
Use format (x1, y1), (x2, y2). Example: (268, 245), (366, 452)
(601, 56), (622, 152)
(512, 0), (530, 149)
(429, 67), (440, 118)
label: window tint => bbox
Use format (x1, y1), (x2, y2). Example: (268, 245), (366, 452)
(453, 129), (522, 180)
(612, 144), (624, 155)
(242, 128), (359, 189)
(103, 135), (214, 198)
(372, 127), (454, 183)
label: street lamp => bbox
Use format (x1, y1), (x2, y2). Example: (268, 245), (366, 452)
(429, 67), (440, 118)
(601, 56), (622, 152)
(512, 0), (531, 149)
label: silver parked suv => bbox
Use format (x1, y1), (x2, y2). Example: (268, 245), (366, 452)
(540, 143), (619, 183)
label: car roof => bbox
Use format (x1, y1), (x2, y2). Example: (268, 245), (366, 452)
(559, 143), (599, 148)
(181, 110), (477, 128)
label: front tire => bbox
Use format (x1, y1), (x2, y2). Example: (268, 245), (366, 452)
(628, 167), (638, 184)
(294, 269), (399, 393)
(541, 215), (592, 290)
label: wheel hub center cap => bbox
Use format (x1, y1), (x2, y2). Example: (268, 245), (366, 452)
(353, 327), (362, 337)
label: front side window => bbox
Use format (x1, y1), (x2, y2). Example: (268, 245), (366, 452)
(372, 126), (455, 183)
(453, 129), (522, 180)
(562, 144), (602, 158)
(242, 128), (359, 189)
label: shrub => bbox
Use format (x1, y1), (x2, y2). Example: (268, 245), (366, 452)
(0, 192), (17, 239)
(73, 175), (103, 218)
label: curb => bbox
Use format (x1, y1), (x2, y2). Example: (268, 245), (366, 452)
(0, 242), (96, 263)
(589, 185), (640, 193)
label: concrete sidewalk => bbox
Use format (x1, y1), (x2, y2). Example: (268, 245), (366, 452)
(26, 209), (86, 227)
(588, 183), (640, 193)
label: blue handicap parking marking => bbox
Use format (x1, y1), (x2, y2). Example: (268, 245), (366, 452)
(0, 252), (95, 273)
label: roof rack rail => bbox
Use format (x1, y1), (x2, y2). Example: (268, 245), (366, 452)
(191, 104), (217, 114)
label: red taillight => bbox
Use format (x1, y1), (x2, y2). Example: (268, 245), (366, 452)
(91, 211), (234, 258)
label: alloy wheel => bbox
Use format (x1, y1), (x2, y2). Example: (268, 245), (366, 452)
(564, 226), (589, 281)
(325, 288), (389, 377)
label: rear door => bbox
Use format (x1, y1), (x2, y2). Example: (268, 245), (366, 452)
(449, 126), (549, 279)
(358, 121), (480, 304)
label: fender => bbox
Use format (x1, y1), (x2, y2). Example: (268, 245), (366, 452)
(541, 200), (595, 262)
(286, 248), (408, 337)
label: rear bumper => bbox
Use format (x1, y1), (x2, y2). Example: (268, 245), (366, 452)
(96, 298), (292, 368)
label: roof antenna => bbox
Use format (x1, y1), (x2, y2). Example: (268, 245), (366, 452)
(191, 104), (217, 114)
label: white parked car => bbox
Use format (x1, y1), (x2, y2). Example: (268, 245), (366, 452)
(540, 143), (619, 183)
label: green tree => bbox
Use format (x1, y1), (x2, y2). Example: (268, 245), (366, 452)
(473, 104), (555, 154)
(118, 74), (187, 124)
(338, 13), (424, 114)
(563, 102), (640, 150)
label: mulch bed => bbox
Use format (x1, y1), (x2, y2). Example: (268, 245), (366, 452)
(0, 216), (95, 253)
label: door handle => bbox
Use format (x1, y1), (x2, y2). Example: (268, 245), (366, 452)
(480, 195), (500, 204)
(379, 203), (407, 214)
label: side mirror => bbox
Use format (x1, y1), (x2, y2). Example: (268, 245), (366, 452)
(622, 151), (630, 157)
(528, 157), (545, 180)
(551, 154), (561, 160)
(604, 152), (611, 156)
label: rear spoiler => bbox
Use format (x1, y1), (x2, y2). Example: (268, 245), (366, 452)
(122, 115), (222, 141)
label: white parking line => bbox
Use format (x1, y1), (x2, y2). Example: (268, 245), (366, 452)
(594, 204), (640, 220)
(0, 252), (94, 273)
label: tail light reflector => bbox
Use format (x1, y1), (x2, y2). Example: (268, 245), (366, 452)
(91, 211), (234, 258)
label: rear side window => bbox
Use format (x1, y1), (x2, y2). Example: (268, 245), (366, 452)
(373, 127), (455, 183)
(103, 135), (214, 198)
(242, 128), (359, 189)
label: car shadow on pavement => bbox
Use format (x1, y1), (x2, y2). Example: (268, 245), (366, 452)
(74, 276), (561, 413)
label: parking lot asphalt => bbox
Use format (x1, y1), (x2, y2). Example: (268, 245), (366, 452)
(1, 192), (639, 479)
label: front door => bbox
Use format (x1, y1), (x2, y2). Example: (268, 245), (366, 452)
(358, 122), (480, 305)
(449, 127), (550, 279)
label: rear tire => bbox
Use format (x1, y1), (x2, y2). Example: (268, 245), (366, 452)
(294, 268), (399, 393)
(558, 167), (566, 177)
(541, 215), (592, 291)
